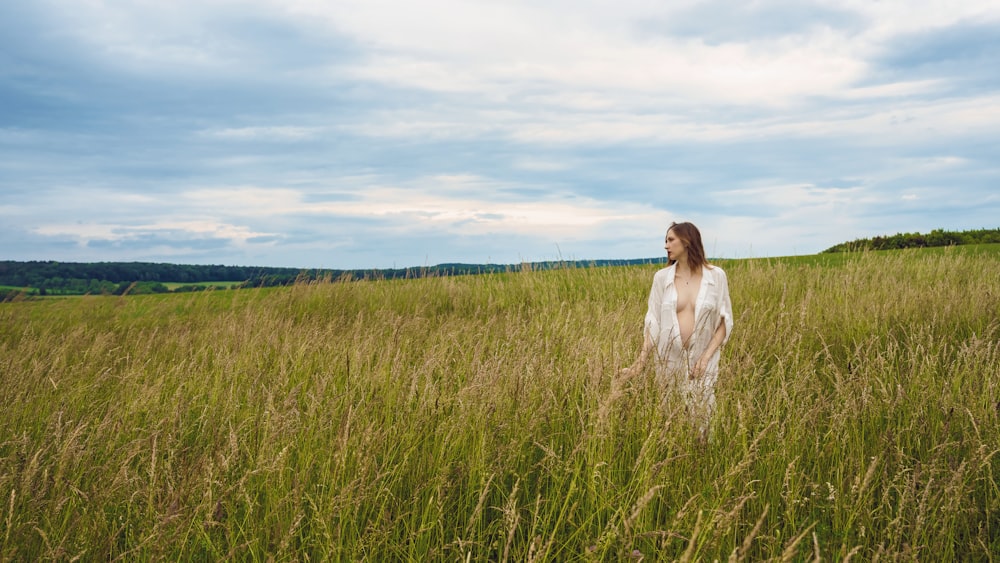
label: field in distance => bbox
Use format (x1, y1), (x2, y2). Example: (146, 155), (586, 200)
(160, 281), (246, 291)
(1, 246), (998, 560)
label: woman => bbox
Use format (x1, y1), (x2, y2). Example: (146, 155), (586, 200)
(622, 222), (733, 438)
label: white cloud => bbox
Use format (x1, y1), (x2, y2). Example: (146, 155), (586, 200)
(3, 0), (999, 268)
(335, 89), (1000, 147)
(33, 219), (275, 246)
(166, 177), (674, 242)
(179, 187), (306, 215)
(339, 20), (865, 106)
(316, 187), (642, 232)
(512, 157), (572, 171)
(199, 126), (322, 141)
(714, 183), (870, 209)
(838, 79), (945, 100)
(840, 0), (1000, 36)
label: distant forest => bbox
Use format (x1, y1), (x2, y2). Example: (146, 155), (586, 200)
(0, 257), (669, 298)
(4, 227), (996, 300)
(822, 228), (1000, 253)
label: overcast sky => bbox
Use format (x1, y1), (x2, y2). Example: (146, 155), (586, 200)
(2, 1), (998, 269)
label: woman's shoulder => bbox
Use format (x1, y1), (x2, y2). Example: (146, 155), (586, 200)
(653, 264), (675, 279)
(704, 263), (728, 280)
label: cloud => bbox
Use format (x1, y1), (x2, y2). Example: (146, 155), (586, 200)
(512, 157), (572, 172)
(871, 19), (1000, 93)
(199, 126), (324, 141)
(713, 183), (870, 212)
(34, 219), (276, 246)
(1, 0), (999, 268)
(639, 0), (864, 44)
(880, 20), (1000, 67)
(172, 177), (670, 240)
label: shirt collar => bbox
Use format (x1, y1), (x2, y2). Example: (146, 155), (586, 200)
(666, 265), (716, 286)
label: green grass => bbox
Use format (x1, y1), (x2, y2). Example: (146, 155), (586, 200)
(1, 281), (244, 299)
(160, 281), (245, 290)
(1, 249), (998, 560)
(749, 241), (1000, 267)
(0, 285), (35, 295)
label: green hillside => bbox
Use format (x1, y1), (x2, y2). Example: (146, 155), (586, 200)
(822, 227), (1000, 252)
(1, 248), (998, 559)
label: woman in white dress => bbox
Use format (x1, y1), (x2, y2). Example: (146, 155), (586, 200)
(621, 222), (733, 439)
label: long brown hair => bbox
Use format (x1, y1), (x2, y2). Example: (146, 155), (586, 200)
(667, 221), (709, 272)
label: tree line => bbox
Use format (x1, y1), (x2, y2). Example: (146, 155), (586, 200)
(0, 258), (669, 299)
(4, 226), (996, 300)
(0, 261), (428, 298)
(822, 228), (1000, 253)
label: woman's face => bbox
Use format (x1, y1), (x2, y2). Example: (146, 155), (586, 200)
(665, 229), (687, 261)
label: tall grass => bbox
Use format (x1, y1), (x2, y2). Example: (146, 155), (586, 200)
(1, 248), (998, 560)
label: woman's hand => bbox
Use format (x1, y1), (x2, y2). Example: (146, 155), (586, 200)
(619, 365), (638, 378)
(690, 356), (709, 379)
(619, 358), (646, 379)
(689, 319), (726, 380)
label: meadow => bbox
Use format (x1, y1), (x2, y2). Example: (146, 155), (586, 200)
(160, 281), (247, 291)
(1, 247), (998, 560)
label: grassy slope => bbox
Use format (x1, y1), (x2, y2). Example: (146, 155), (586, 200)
(1, 248), (998, 560)
(160, 281), (246, 290)
(753, 241), (1000, 266)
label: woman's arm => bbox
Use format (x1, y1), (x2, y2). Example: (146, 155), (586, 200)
(691, 318), (727, 378)
(691, 267), (733, 378)
(621, 273), (663, 377)
(621, 327), (654, 377)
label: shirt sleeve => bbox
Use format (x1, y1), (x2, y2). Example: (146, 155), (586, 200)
(717, 267), (734, 346)
(644, 272), (663, 342)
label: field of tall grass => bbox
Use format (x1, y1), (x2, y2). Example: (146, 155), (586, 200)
(1, 247), (998, 560)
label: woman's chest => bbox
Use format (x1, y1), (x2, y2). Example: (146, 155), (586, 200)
(661, 279), (720, 316)
(674, 282), (700, 311)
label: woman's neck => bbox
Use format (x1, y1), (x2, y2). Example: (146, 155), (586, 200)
(674, 259), (699, 277)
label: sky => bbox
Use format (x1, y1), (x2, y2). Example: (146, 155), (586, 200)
(2, 0), (998, 269)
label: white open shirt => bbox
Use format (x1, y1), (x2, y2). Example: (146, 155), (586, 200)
(644, 264), (734, 388)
